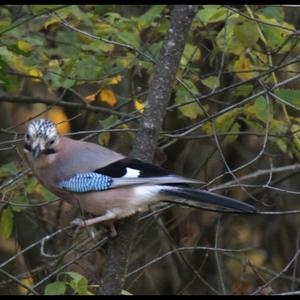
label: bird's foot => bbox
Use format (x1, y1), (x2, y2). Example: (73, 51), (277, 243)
(107, 222), (118, 238)
(71, 218), (87, 227)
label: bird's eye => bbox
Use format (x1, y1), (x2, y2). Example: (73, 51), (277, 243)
(49, 139), (55, 145)
(25, 133), (30, 140)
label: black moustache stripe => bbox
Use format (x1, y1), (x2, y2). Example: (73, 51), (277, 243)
(24, 144), (32, 152)
(44, 149), (56, 155)
(24, 144), (55, 155)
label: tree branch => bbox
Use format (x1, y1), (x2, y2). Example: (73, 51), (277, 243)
(0, 95), (124, 117)
(97, 5), (199, 295)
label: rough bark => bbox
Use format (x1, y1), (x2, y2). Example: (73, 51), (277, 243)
(97, 5), (199, 295)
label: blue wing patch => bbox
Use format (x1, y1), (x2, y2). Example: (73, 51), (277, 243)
(59, 172), (113, 193)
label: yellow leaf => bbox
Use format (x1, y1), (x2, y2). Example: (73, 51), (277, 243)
(134, 99), (144, 113)
(48, 59), (60, 68)
(108, 75), (122, 85)
(98, 132), (111, 146)
(85, 93), (97, 103)
(99, 89), (118, 106)
(44, 17), (58, 29)
(252, 50), (268, 65)
(28, 69), (42, 82)
(233, 55), (254, 80)
(246, 250), (267, 274)
(17, 40), (33, 52)
(47, 107), (71, 134)
(14, 56), (28, 73)
(18, 277), (34, 294)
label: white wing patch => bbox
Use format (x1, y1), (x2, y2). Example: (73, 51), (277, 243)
(123, 168), (140, 178)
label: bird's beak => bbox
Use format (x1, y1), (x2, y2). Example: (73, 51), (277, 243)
(32, 145), (41, 160)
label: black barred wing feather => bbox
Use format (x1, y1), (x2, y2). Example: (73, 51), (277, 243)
(59, 172), (113, 192)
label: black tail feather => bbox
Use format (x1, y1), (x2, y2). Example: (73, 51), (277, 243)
(160, 187), (256, 213)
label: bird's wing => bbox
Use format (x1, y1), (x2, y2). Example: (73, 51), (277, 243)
(58, 157), (202, 193)
(95, 157), (202, 186)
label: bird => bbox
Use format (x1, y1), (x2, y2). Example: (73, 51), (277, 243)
(23, 118), (256, 237)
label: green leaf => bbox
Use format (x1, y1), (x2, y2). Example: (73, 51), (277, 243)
(138, 5), (166, 28)
(44, 67), (62, 89)
(268, 118), (289, 153)
(197, 5), (228, 24)
(61, 78), (76, 89)
(0, 46), (16, 65)
(63, 271), (83, 282)
(273, 88), (300, 109)
(38, 185), (57, 202)
(44, 281), (66, 295)
(43, 6), (73, 29)
(62, 272), (92, 295)
(217, 16), (259, 55)
(216, 14), (244, 55)
(0, 207), (13, 239)
(69, 277), (89, 295)
(24, 176), (38, 194)
(82, 40), (114, 53)
(97, 115), (119, 146)
(95, 22), (115, 36)
(0, 162), (17, 176)
(117, 31), (141, 48)
(99, 115), (119, 129)
(254, 96), (273, 122)
(232, 84), (253, 97)
(182, 44), (201, 65)
(0, 18), (11, 33)
(146, 41), (163, 60)
(242, 117), (264, 132)
(201, 76), (220, 89)
(224, 122), (241, 143)
(234, 20), (260, 49)
(56, 31), (78, 45)
(104, 12), (123, 24)
(269, 119), (288, 135)
(272, 137), (288, 153)
(29, 5), (63, 14)
(291, 124), (300, 154)
(203, 108), (242, 143)
(59, 46), (78, 59)
(117, 52), (136, 68)
(175, 80), (203, 119)
(258, 15), (294, 52)
(256, 6), (285, 22)
(11, 195), (28, 212)
(73, 57), (100, 81)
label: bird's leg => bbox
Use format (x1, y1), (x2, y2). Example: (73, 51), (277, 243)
(71, 210), (116, 227)
(72, 211), (118, 237)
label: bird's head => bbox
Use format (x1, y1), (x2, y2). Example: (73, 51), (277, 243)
(24, 119), (58, 160)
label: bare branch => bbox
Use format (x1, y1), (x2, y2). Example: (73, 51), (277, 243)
(0, 95), (125, 117)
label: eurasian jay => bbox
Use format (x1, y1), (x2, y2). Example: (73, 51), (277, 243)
(23, 118), (256, 236)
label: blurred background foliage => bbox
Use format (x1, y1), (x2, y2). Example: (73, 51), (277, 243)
(0, 4), (299, 295)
